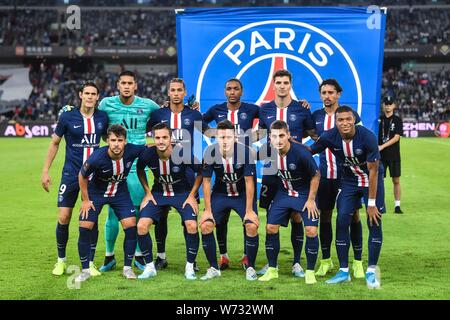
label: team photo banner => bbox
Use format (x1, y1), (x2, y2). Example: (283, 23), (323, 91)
(176, 7), (386, 134)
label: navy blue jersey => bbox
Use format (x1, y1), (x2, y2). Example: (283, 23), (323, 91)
(80, 144), (146, 197)
(137, 145), (201, 196)
(259, 100), (314, 142)
(203, 102), (259, 144)
(312, 108), (361, 180)
(149, 106), (205, 146)
(54, 108), (108, 176)
(270, 142), (319, 196)
(310, 126), (380, 187)
(202, 143), (256, 196)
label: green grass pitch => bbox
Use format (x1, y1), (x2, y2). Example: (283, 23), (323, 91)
(0, 137), (449, 300)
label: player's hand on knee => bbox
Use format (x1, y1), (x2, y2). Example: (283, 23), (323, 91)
(80, 200), (95, 220)
(367, 206), (382, 227)
(183, 195), (199, 215)
(200, 209), (215, 226)
(303, 199), (319, 220)
(244, 210), (259, 228)
(41, 172), (51, 192)
(140, 193), (157, 210)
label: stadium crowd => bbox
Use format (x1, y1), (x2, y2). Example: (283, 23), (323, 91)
(2, 63), (174, 122)
(0, 6), (448, 47)
(2, 65), (448, 123)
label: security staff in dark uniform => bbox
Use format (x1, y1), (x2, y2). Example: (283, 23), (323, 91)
(378, 96), (404, 214)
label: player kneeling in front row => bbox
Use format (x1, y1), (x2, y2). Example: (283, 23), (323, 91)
(76, 125), (146, 282)
(258, 120), (320, 284)
(136, 122), (202, 280)
(310, 106), (385, 289)
(200, 120), (260, 281)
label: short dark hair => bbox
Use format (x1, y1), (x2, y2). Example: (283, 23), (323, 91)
(335, 105), (355, 116)
(319, 79), (343, 93)
(225, 78), (243, 90)
(107, 124), (127, 139)
(217, 119), (235, 131)
(79, 81), (99, 94)
(270, 120), (289, 132)
(118, 70), (137, 81)
(169, 77), (186, 90)
(272, 69), (292, 82)
(152, 122), (172, 136)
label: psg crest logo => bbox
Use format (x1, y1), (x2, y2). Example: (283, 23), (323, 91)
(195, 20), (363, 115)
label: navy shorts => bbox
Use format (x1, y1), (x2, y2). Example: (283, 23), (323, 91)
(80, 192), (136, 223)
(336, 177), (386, 217)
(317, 178), (340, 211)
(267, 191), (319, 228)
(211, 193), (258, 225)
(57, 175), (80, 208)
(259, 174), (278, 209)
(140, 193), (197, 224)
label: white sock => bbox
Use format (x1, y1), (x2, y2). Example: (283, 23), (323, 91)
(147, 262), (155, 269)
(123, 266), (131, 271)
(157, 252), (166, 260)
(367, 266), (376, 273)
(221, 253), (229, 259)
(82, 268), (89, 273)
(340, 267), (349, 273)
(135, 252), (143, 257)
(395, 200), (401, 207)
(58, 257), (66, 263)
(105, 252), (115, 257)
(186, 262), (194, 271)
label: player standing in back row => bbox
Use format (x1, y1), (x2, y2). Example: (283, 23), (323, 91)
(312, 79), (365, 279)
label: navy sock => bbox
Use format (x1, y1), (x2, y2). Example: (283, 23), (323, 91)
(351, 220), (363, 261)
(216, 223), (228, 255)
(155, 210), (168, 254)
(123, 226), (137, 267)
(56, 222), (69, 259)
(89, 222), (98, 262)
(368, 219), (383, 267)
(245, 234), (259, 268)
(137, 233), (153, 264)
(242, 226), (247, 255)
(319, 222), (332, 259)
(335, 214), (351, 269)
(291, 221), (304, 264)
(265, 233), (280, 268)
(306, 236), (319, 270)
(185, 231), (199, 264)
(78, 227), (91, 270)
(202, 232), (218, 269)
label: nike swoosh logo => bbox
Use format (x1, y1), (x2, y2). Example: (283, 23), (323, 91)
(161, 120), (168, 123)
(74, 125), (82, 128)
(379, 207), (384, 211)
(131, 209), (136, 213)
(333, 148), (341, 151)
(218, 115), (225, 118)
(268, 116), (275, 119)
(150, 167), (158, 170)
(311, 219), (319, 222)
(315, 122), (323, 125)
(102, 169), (111, 173)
